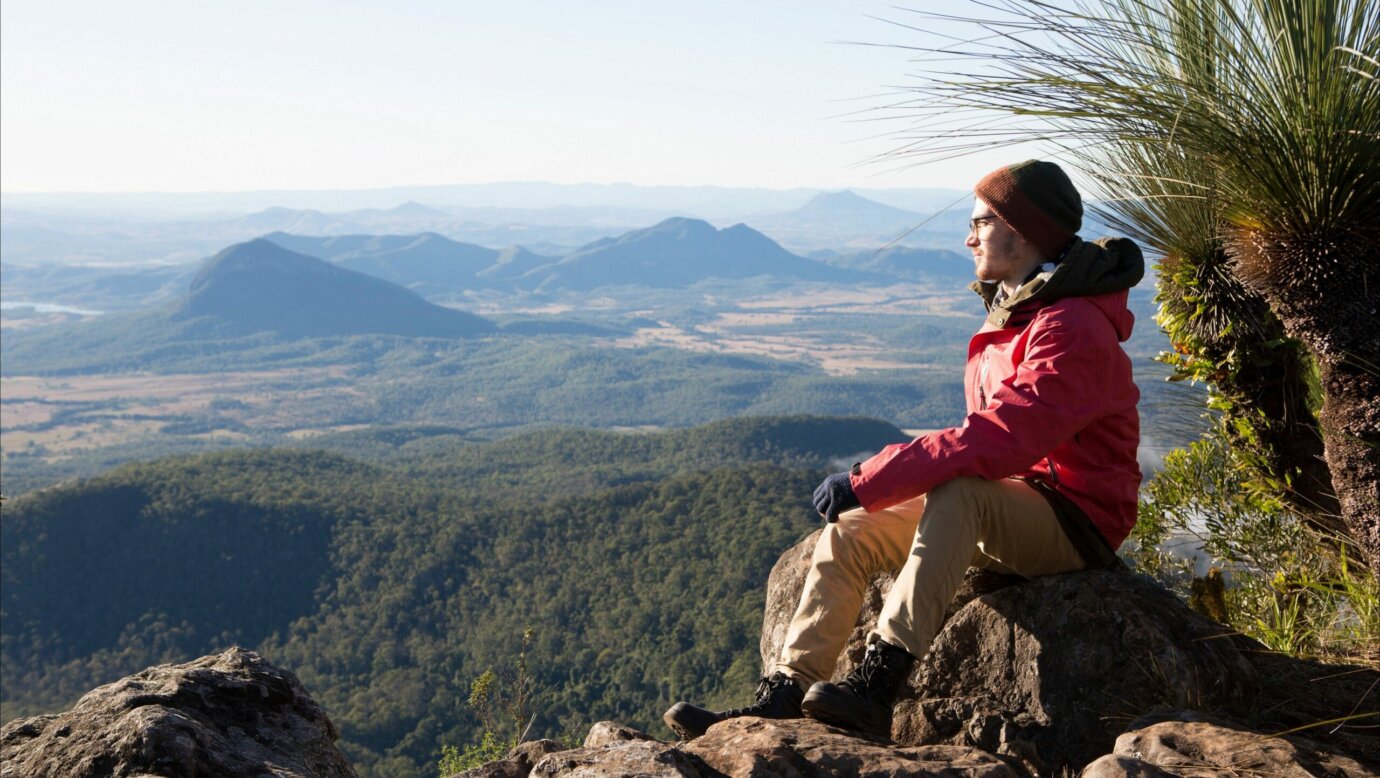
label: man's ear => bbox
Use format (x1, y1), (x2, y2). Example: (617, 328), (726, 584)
(1013, 232), (1044, 264)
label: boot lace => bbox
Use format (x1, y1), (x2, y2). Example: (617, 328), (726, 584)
(722, 673), (795, 717)
(844, 642), (908, 703)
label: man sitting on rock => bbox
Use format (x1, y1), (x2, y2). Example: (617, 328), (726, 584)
(665, 160), (1144, 739)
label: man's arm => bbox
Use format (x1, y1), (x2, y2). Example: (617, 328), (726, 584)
(850, 302), (1121, 513)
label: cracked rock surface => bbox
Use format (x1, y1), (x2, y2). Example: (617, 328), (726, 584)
(0, 647), (355, 778)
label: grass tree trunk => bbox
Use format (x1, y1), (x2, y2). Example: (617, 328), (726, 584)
(1233, 230), (1380, 574)
(1312, 361), (1380, 573)
(1226, 338), (1343, 532)
(1163, 243), (1343, 531)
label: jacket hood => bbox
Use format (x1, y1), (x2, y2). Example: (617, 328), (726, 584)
(971, 236), (1144, 338)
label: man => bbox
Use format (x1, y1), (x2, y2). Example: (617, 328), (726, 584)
(665, 159), (1143, 739)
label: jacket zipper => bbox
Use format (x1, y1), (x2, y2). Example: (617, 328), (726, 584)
(978, 352), (990, 410)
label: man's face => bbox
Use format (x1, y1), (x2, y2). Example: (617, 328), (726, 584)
(966, 198), (1041, 290)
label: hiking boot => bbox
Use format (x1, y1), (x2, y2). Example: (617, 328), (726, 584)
(663, 672), (804, 740)
(801, 639), (916, 737)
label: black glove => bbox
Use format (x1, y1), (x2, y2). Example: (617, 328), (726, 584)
(813, 471), (860, 523)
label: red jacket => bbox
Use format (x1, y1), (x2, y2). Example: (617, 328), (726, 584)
(850, 238), (1144, 549)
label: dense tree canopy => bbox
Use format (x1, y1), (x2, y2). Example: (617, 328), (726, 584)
(1, 416), (908, 778)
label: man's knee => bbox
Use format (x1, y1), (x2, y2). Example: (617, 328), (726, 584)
(818, 512), (873, 561)
(815, 509), (900, 574)
(914, 478), (993, 553)
(923, 478), (986, 517)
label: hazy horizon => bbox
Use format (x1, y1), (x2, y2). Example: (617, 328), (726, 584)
(0, 179), (974, 220)
(2, 1), (1041, 195)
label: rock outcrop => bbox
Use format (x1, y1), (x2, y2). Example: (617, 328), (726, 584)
(681, 718), (1019, 777)
(1082, 710), (1376, 777)
(529, 738), (713, 777)
(760, 528), (1379, 775)
(582, 721), (658, 748)
(454, 529), (1375, 777)
(0, 647), (355, 778)
(763, 530), (1263, 773)
(497, 718), (1018, 777)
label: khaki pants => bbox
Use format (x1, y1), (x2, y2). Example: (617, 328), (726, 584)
(775, 477), (1085, 686)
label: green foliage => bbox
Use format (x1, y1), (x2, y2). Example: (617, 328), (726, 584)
(438, 629), (540, 775)
(437, 733), (506, 777)
(1136, 430), (1300, 572)
(1145, 213), (1333, 528)
(1133, 427), (1377, 663)
(1234, 550), (1379, 660)
(880, 0), (1380, 236)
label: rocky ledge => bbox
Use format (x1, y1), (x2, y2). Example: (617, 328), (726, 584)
(461, 709), (1375, 778)
(4, 532), (1375, 777)
(465, 529), (1377, 776)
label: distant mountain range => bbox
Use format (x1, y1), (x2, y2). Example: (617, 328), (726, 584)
(4, 206), (981, 319)
(743, 191), (925, 247)
(809, 245), (976, 283)
(2, 181), (968, 219)
(265, 217), (879, 294)
(1, 187), (975, 268)
(740, 190), (974, 253)
(261, 232), (508, 297)
(523, 217), (864, 291)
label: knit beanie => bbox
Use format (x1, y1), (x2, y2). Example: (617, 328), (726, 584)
(973, 160), (1082, 256)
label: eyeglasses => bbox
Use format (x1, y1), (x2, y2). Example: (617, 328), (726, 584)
(968, 215), (1000, 234)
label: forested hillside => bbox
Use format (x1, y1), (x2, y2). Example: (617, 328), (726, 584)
(0, 416), (907, 778)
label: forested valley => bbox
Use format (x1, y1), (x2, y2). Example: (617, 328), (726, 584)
(1, 416), (908, 777)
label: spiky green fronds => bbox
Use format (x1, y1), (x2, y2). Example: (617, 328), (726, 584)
(883, 0), (1380, 242)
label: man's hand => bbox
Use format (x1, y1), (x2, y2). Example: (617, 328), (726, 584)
(813, 472), (860, 523)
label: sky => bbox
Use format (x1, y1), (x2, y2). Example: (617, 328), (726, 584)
(0, 1), (1036, 194)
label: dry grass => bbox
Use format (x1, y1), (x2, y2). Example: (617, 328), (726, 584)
(0, 367), (361, 460)
(613, 322), (935, 376)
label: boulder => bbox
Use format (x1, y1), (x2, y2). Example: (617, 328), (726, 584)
(509, 738), (567, 767)
(0, 647), (355, 778)
(453, 758), (531, 778)
(529, 738), (713, 777)
(895, 570), (1262, 773)
(1082, 713), (1377, 777)
(761, 530), (1261, 774)
(683, 717), (1021, 777)
(453, 739), (569, 778)
(583, 720), (657, 748)
(521, 717), (1020, 777)
(761, 531), (1026, 682)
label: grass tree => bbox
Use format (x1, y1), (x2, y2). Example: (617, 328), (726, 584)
(880, 0), (1379, 572)
(1088, 141), (1341, 535)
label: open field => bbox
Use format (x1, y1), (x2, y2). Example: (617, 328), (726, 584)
(736, 285), (975, 317)
(1, 367), (352, 404)
(615, 321), (940, 375)
(612, 284), (973, 375)
(1, 367), (362, 459)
